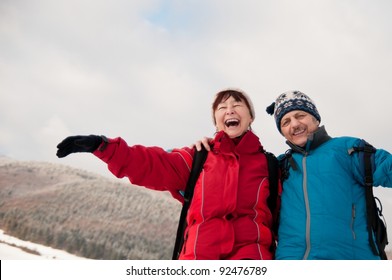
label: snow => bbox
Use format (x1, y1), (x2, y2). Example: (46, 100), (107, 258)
(0, 229), (87, 260)
(1, 232), (391, 280)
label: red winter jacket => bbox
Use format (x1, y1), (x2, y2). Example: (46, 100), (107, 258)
(93, 130), (274, 260)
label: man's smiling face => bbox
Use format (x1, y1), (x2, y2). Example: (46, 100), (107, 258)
(280, 110), (320, 147)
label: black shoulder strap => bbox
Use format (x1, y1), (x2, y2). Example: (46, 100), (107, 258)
(265, 151), (279, 214)
(172, 146), (208, 260)
(278, 149), (299, 183)
(349, 140), (388, 260)
(264, 150), (281, 240)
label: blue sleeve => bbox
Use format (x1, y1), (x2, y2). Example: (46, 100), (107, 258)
(349, 138), (392, 188)
(373, 148), (392, 188)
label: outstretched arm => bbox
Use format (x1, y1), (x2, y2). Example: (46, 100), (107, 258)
(56, 135), (193, 202)
(374, 148), (392, 188)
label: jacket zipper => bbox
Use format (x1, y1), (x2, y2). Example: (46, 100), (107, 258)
(351, 204), (356, 239)
(302, 153), (311, 260)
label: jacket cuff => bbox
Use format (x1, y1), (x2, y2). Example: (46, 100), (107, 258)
(98, 135), (109, 152)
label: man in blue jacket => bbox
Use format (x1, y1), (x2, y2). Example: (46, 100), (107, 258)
(266, 90), (392, 260)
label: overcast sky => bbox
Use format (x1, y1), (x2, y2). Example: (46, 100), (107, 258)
(1, 0), (391, 176)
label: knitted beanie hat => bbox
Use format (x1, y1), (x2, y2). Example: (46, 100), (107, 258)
(212, 88), (255, 125)
(266, 90), (321, 133)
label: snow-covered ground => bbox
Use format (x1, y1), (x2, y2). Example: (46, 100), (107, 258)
(1, 232), (390, 280)
(0, 229), (87, 260)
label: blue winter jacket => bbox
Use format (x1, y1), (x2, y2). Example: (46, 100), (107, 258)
(276, 126), (392, 260)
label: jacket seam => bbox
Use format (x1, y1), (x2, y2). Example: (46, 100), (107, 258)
(193, 170), (206, 259)
(253, 177), (267, 260)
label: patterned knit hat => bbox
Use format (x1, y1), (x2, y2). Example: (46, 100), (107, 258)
(266, 90), (321, 133)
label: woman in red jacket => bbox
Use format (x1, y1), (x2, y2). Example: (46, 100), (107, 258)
(56, 88), (277, 260)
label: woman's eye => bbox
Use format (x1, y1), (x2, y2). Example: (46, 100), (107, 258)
(218, 106), (227, 110)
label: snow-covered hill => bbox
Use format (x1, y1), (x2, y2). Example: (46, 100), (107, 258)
(0, 156), (391, 260)
(0, 229), (87, 260)
(0, 156), (181, 260)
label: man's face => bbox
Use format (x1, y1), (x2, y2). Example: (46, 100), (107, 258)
(280, 110), (319, 147)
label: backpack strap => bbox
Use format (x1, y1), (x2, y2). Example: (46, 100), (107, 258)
(264, 151), (282, 248)
(278, 149), (297, 182)
(172, 146), (208, 260)
(349, 139), (388, 260)
(265, 151), (279, 213)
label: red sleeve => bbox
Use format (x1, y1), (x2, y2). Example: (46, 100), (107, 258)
(93, 137), (194, 202)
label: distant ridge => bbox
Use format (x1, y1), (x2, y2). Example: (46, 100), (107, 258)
(0, 157), (181, 260)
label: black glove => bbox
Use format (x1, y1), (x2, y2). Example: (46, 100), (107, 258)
(56, 135), (104, 158)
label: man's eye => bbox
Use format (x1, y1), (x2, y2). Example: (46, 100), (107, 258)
(281, 120), (289, 127)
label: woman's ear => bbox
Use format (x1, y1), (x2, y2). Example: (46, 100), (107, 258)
(248, 119), (254, 130)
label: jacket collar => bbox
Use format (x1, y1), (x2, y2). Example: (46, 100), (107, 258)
(286, 125), (332, 154)
(213, 130), (262, 155)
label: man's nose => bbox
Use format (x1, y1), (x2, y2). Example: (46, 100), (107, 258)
(290, 118), (300, 127)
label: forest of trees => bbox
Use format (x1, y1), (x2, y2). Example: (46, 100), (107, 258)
(0, 157), (182, 259)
